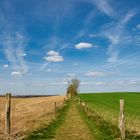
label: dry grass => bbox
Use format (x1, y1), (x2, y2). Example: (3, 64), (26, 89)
(0, 95), (66, 140)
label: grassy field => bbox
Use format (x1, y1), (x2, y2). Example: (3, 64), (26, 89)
(0, 93), (139, 140)
(79, 92), (140, 136)
(0, 96), (65, 140)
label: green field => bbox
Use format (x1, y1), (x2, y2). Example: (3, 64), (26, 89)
(79, 92), (140, 137)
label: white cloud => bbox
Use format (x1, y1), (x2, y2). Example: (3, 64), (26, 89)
(116, 80), (139, 86)
(18, 53), (27, 56)
(95, 82), (106, 86)
(47, 50), (59, 56)
(47, 69), (52, 72)
(80, 81), (106, 86)
(44, 50), (64, 62)
(75, 42), (92, 49)
(3, 64), (9, 68)
(89, 34), (97, 37)
(44, 55), (63, 62)
(73, 63), (79, 66)
(81, 81), (88, 85)
(128, 80), (138, 85)
(11, 71), (22, 76)
(81, 80), (140, 87)
(136, 24), (140, 29)
(85, 71), (106, 77)
(66, 73), (76, 77)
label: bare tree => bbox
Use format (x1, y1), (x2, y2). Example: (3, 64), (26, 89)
(67, 79), (80, 97)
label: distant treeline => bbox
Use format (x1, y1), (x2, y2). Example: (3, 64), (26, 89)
(0, 94), (59, 98)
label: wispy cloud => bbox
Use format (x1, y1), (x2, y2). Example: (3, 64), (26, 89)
(127, 80), (139, 85)
(11, 71), (22, 77)
(85, 71), (106, 77)
(0, 32), (28, 74)
(87, 51), (140, 73)
(18, 53), (27, 57)
(81, 81), (106, 86)
(3, 64), (9, 68)
(103, 11), (136, 63)
(92, 0), (114, 17)
(66, 73), (76, 77)
(80, 80), (140, 86)
(89, 34), (97, 37)
(46, 69), (52, 72)
(73, 63), (79, 66)
(0, 4), (29, 76)
(136, 24), (140, 30)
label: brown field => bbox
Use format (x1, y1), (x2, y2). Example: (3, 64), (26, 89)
(0, 95), (66, 140)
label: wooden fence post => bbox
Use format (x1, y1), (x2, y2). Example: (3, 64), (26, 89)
(5, 93), (11, 134)
(119, 99), (125, 140)
(63, 98), (66, 105)
(54, 102), (57, 113)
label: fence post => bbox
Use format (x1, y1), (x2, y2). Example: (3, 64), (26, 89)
(63, 98), (66, 105)
(54, 102), (57, 113)
(5, 93), (11, 135)
(119, 99), (125, 140)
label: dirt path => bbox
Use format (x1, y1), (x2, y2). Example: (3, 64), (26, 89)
(54, 102), (93, 140)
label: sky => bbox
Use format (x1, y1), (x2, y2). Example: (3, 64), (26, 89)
(0, 0), (140, 95)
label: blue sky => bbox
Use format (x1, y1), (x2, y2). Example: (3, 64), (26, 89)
(0, 0), (140, 95)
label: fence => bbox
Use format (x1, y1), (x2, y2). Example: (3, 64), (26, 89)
(76, 97), (129, 140)
(0, 93), (66, 140)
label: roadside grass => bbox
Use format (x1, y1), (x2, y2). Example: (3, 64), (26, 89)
(78, 103), (140, 140)
(78, 92), (140, 139)
(77, 102), (119, 140)
(23, 100), (70, 140)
